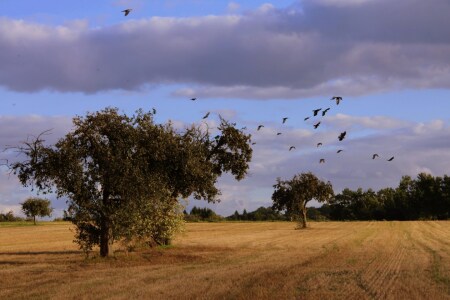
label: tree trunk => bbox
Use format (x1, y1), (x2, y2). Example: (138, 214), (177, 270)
(33, 215), (36, 225)
(100, 218), (113, 257)
(100, 190), (113, 257)
(300, 206), (308, 228)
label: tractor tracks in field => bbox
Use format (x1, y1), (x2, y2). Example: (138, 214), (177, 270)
(336, 222), (408, 300)
(221, 224), (360, 299)
(405, 222), (450, 295)
(355, 242), (406, 299)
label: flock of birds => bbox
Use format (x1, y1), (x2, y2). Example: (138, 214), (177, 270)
(191, 96), (395, 164)
(120, 9), (394, 165)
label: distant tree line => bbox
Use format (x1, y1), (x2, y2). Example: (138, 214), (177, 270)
(320, 173), (450, 221)
(226, 207), (288, 221)
(184, 206), (224, 222)
(0, 211), (24, 222)
(227, 172), (450, 222)
(183, 206), (289, 222)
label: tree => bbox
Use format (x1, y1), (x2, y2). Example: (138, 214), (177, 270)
(0, 211), (24, 222)
(10, 107), (252, 257)
(242, 209), (248, 221)
(272, 172), (333, 228)
(21, 197), (53, 225)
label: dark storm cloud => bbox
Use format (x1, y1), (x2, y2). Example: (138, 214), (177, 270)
(1, 0), (450, 97)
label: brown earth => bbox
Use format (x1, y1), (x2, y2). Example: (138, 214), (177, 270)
(1, 221), (450, 299)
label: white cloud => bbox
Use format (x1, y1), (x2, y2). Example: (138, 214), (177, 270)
(256, 3), (275, 14)
(413, 119), (445, 134)
(227, 2), (241, 13)
(324, 114), (412, 130)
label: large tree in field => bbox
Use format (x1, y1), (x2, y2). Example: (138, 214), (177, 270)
(272, 172), (334, 228)
(10, 107), (252, 257)
(21, 197), (53, 225)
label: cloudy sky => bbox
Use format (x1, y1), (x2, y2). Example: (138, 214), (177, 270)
(1, 0), (449, 217)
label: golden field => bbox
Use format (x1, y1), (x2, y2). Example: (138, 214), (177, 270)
(1, 221), (450, 299)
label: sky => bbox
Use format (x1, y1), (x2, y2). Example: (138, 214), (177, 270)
(1, 0), (449, 218)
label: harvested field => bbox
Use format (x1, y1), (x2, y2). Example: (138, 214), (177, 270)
(1, 221), (450, 299)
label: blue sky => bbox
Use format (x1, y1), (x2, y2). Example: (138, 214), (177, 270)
(1, 0), (449, 217)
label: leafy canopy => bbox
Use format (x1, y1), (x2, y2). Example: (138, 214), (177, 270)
(21, 197), (53, 224)
(272, 172), (333, 228)
(11, 107), (252, 256)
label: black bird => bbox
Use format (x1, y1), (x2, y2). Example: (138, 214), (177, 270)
(190, 97), (197, 101)
(337, 149), (343, 153)
(304, 117), (310, 121)
(277, 132), (282, 136)
(122, 9), (132, 16)
(317, 142), (322, 147)
(313, 108), (322, 116)
(152, 108), (156, 114)
(331, 96), (342, 105)
(282, 117), (288, 124)
(319, 158), (325, 163)
(257, 125), (264, 131)
(241, 126), (247, 130)
(202, 112), (210, 119)
(313, 122), (321, 129)
(372, 154), (379, 160)
(338, 131), (347, 141)
(322, 108), (331, 116)
(289, 146), (296, 151)
(387, 156), (395, 161)
(251, 142), (256, 145)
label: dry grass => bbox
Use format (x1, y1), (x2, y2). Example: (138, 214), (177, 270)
(1, 221), (450, 299)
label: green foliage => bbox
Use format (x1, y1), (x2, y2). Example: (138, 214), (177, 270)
(306, 207), (328, 221)
(226, 206), (288, 221)
(11, 107), (252, 257)
(21, 197), (53, 225)
(0, 211), (25, 222)
(272, 172), (334, 228)
(185, 206), (223, 222)
(326, 173), (450, 221)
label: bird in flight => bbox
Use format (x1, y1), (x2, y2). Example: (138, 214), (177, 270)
(202, 112), (210, 119)
(338, 131), (347, 141)
(387, 156), (395, 161)
(257, 125), (264, 131)
(317, 142), (322, 147)
(313, 122), (321, 129)
(289, 146), (296, 151)
(331, 96), (342, 105)
(277, 132), (282, 136)
(122, 9), (132, 16)
(190, 97), (197, 101)
(304, 117), (310, 121)
(319, 158), (325, 163)
(241, 126), (247, 130)
(372, 154), (379, 159)
(251, 142), (257, 145)
(337, 149), (343, 153)
(313, 108), (322, 116)
(322, 108), (331, 116)
(282, 117), (288, 124)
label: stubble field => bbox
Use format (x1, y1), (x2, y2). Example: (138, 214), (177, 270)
(1, 221), (450, 299)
